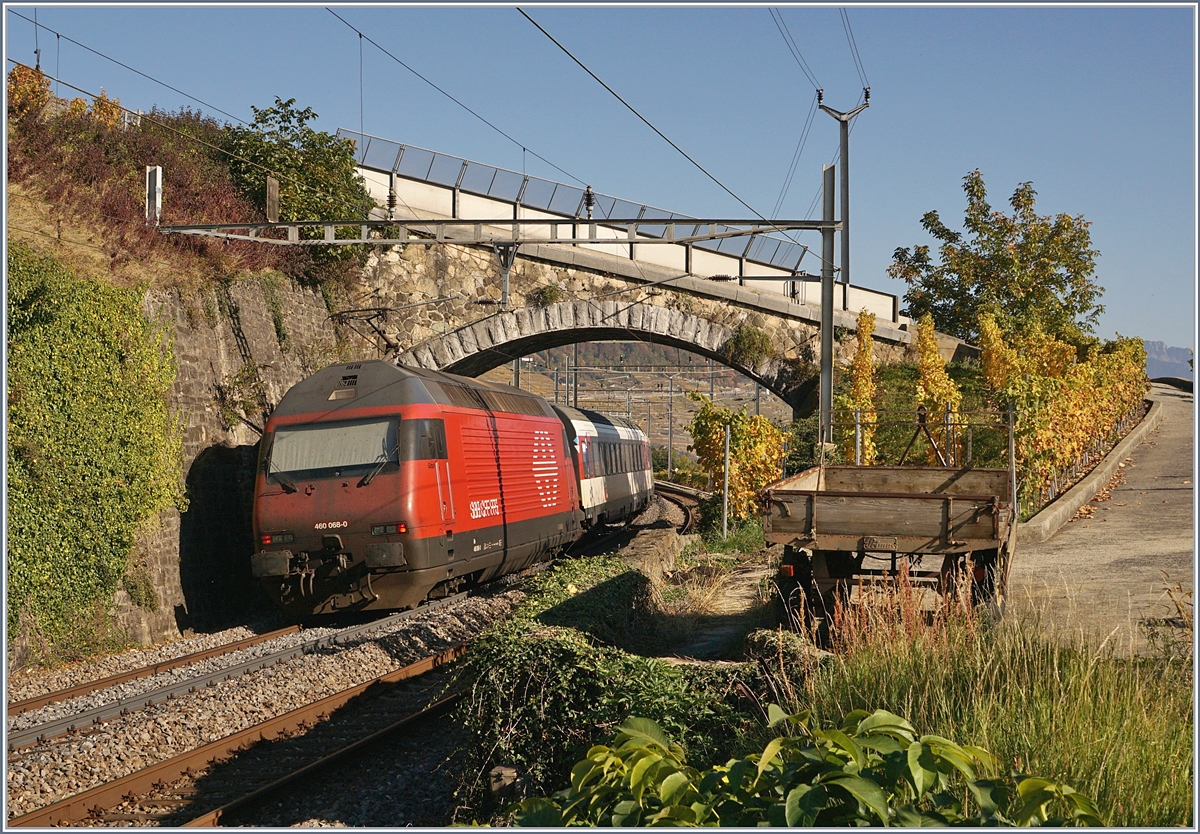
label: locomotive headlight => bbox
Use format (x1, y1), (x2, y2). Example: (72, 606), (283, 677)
(371, 522), (407, 536)
(261, 532), (295, 546)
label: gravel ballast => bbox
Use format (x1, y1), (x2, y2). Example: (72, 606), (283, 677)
(6, 593), (521, 820)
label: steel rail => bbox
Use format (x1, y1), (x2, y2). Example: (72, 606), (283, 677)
(6, 644), (468, 828)
(7, 594), (466, 751)
(653, 480), (711, 501)
(654, 482), (703, 536)
(7, 625), (302, 717)
(182, 692), (463, 827)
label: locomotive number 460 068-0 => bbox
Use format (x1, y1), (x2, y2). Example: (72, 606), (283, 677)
(314, 520), (349, 530)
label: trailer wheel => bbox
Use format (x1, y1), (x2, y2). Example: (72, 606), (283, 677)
(969, 548), (1008, 621)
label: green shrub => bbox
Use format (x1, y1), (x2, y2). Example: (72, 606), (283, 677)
(454, 556), (762, 817)
(7, 243), (185, 660)
(224, 97), (374, 289)
(525, 284), (564, 307)
(513, 709), (1104, 826)
(720, 324), (775, 368)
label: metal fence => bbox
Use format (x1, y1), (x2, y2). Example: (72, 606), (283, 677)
(337, 129), (814, 274)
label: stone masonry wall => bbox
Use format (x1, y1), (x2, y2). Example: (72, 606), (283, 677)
(114, 276), (348, 644)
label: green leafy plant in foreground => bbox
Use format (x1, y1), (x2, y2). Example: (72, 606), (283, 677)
(514, 708), (1103, 827)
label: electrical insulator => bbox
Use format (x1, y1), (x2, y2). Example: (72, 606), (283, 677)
(864, 87), (871, 103)
(387, 187), (397, 220)
(583, 186), (595, 220)
(817, 89), (823, 105)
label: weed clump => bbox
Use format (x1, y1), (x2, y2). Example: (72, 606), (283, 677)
(453, 556), (763, 820)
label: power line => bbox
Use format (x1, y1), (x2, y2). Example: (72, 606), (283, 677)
(840, 8), (870, 90)
(769, 8), (821, 91)
(771, 92), (819, 220)
(325, 8), (586, 187)
(7, 9), (250, 125)
(519, 10), (763, 222)
(517, 8), (836, 273)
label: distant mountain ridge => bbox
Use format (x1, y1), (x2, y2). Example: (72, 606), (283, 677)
(1144, 341), (1193, 380)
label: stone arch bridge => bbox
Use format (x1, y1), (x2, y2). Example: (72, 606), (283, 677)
(348, 240), (975, 415)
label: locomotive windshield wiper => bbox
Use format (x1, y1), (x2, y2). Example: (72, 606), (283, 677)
(359, 445), (398, 487)
(270, 461), (298, 493)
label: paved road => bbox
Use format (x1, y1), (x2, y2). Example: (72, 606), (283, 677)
(1009, 383), (1194, 653)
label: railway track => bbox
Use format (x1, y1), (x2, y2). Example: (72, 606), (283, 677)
(654, 480), (706, 535)
(7, 595), (467, 752)
(7, 625), (302, 718)
(8, 647), (465, 827)
(8, 496), (696, 827)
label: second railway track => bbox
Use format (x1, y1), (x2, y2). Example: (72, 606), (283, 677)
(7, 596), (469, 752)
(6, 592), (523, 824)
(9, 648), (465, 827)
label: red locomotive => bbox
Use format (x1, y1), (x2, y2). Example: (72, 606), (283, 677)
(251, 361), (653, 615)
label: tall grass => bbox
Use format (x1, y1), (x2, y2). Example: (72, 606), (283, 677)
(770, 577), (1193, 827)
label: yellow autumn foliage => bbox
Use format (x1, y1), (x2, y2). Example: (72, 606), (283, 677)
(915, 314), (961, 464)
(978, 313), (1147, 507)
(7, 64), (51, 116)
(89, 89), (123, 130)
(836, 309), (878, 464)
(686, 396), (787, 521)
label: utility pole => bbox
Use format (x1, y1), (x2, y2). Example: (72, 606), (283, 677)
(722, 423), (730, 540)
(572, 343), (579, 409)
(667, 377), (675, 478)
(820, 163), (836, 449)
(818, 88), (869, 289)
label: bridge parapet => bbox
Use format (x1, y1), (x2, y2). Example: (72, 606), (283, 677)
(339, 129), (909, 328)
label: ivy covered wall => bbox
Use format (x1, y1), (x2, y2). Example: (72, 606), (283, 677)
(6, 242), (185, 662)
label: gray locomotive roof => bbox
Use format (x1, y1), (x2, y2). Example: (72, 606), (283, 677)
(271, 360), (554, 420)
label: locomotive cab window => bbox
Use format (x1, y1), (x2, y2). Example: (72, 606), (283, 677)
(401, 418), (447, 460)
(264, 417), (399, 483)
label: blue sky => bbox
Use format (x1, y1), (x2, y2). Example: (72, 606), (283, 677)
(5, 3), (1196, 348)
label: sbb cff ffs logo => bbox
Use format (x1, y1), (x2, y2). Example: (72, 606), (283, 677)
(469, 498), (500, 519)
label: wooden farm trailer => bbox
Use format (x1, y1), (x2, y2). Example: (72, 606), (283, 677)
(764, 461), (1017, 622)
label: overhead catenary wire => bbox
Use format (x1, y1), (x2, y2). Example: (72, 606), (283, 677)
(517, 8), (836, 273)
(8, 9), (250, 126)
(840, 8), (870, 90)
(769, 8), (821, 92)
(771, 91), (819, 221)
(325, 8), (586, 188)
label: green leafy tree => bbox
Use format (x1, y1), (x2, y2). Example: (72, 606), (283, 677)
(225, 97), (374, 284)
(888, 170), (1103, 347)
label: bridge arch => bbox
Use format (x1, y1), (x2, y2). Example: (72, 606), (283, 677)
(395, 300), (820, 411)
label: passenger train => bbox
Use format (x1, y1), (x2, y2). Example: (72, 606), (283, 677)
(251, 360), (653, 615)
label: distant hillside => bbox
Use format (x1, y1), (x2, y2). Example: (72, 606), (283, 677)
(1144, 341), (1193, 380)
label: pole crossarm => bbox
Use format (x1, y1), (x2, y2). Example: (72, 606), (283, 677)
(156, 218), (840, 247)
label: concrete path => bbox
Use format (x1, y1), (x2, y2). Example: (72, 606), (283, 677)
(1009, 383), (1194, 653)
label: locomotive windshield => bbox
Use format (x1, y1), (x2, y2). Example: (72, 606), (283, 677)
(266, 417), (398, 482)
